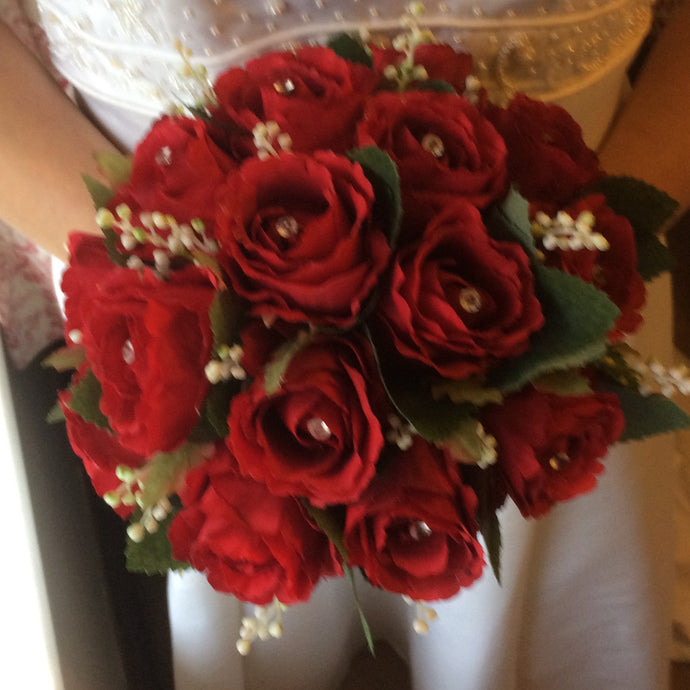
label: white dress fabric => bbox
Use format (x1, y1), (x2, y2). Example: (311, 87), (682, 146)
(24, 1), (677, 688)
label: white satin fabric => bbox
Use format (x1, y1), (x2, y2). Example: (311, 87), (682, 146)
(27, 0), (676, 688)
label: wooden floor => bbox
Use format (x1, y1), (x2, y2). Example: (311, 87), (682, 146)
(339, 644), (690, 690)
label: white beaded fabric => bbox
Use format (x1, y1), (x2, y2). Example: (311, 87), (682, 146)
(35, 0), (652, 120)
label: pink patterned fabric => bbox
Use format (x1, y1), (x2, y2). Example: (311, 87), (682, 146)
(0, 0), (64, 368)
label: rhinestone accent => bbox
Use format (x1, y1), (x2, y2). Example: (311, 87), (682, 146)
(273, 78), (296, 94)
(274, 215), (300, 239)
(307, 418), (332, 441)
(549, 452), (570, 470)
(409, 521), (433, 540)
(155, 146), (172, 166)
(459, 287), (482, 314)
(122, 339), (135, 365)
(421, 133), (445, 159)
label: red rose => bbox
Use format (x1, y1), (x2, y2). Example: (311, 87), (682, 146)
(216, 151), (390, 329)
(481, 387), (625, 518)
(371, 43), (472, 93)
(59, 372), (145, 518)
(356, 91), (507, 213)
(414, 44), (472, 91)
(344, 438), (484, 601)
(538, 194), (645, 341)
(228, 336), (385, 507)
(486, 94), (602, 204)
(169, 446), (339, 605)
(213, 47), (379, 153)
(238, 319), (301, 379)
(369, 46), (404, 76)
(62, 234), (216, 457)
(108, 116), (235, 238)
(375, 202), (544, 378)
(62, 233), (119, 338)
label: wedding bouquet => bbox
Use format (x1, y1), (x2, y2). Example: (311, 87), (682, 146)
(48, 6), (689, 652)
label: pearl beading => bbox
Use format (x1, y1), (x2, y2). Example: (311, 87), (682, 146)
(36, 0), (652, 116)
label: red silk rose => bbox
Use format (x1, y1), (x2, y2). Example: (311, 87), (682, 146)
(59, 371), (145, 518)
(228, 336), (386, 507)
(237, 319), (302, 379)
(169, 446), (339, 605)
(413, 44), (473, 92)
(375, 202), (544, 378)
(216, 151), (390, 328)
(213, 46), (379, 153)
(539, 194), (645, 341)
(344, 438), (484, 601)
(482, 387), (625, 518)
(62, 234), (216, 457)
(356, 91), (507, 214)
(370, 43), (472, 93)
(62, 233), (120, 338)
(485, 94), (602, 204)
(108, 116), (235, 232)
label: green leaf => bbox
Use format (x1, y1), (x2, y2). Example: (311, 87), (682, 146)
(46, 401), (66, 424)
(94, 151), (132, 188)
(125, 499), (190, 575)
(102, 226), (130, 267)
(189, 380), (237, 442)
(264, 333), (311, 396)
(138, 444), (207, 511)
(589, 175), (678, 236)
(302, 502), (347, 554)
(327, 33), (373, 67)
(302, 502), (374, 655)
(412, 79), (456, 94)
(463, 466), (502, 583)
(485, 188), (538, 260)
(365, 326), (476, 443)
(42, 345), (86, 372)
(209, 289), (240, 352)
(487, 266), (619, 392)
(432, 377), (503, 407)
(82, 174), (115, 209)
(532, 369), (593, 396)
(594, 343), (641, 389)
(630, 227), (673, 282)
(347, 147), (402, 248)
(599, 380), (690, 441)
(480, 512), (501, 584)
(475, 470), (502, 584)
(344, 563), (375, 656)
(386, 375), (476, 443)
(587, 176), (678, 281)
(68, 370), (110, 429)
(191, 250), (226, 286)
(443, 416), (497, 467)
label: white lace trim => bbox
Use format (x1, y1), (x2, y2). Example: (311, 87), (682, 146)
(37, 0), (652, 115)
